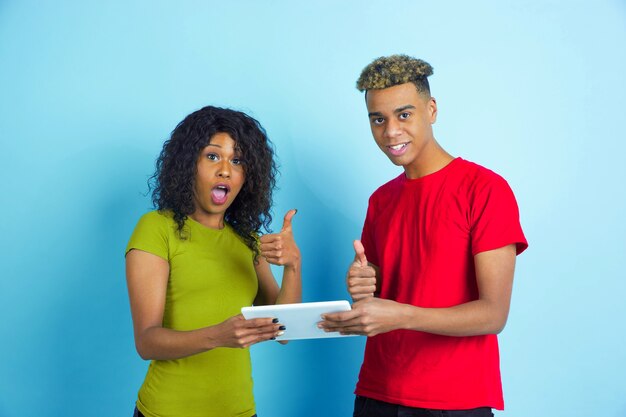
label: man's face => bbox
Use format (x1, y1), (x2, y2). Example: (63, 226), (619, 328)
(365, 82), (437, 173)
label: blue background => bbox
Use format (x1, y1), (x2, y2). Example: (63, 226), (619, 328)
(1, 1), (625, 416)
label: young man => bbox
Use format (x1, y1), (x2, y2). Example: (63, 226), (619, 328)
(320, 55), (528, 416)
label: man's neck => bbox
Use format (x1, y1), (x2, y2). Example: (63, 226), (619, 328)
(404, 140), (454, 179)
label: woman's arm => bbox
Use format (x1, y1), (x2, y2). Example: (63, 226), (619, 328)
(253, 256), (302, 306)
(255, 209), (302, 306)
(126, 249), (281, 360)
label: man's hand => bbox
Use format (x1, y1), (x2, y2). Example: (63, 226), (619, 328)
(319, 297), (407, 337)
(260, 209), (301, 268)
(347, 240), (377, 301)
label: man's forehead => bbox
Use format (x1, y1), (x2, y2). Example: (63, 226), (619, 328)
(366, 84), (424, 111)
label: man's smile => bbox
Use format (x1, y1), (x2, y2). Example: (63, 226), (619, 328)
(387, 142), (409, 156)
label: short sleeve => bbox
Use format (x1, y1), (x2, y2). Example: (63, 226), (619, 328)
(361, 195), (380, 267)
(125, 211), (171, 261)
(469, 175), (528, 256)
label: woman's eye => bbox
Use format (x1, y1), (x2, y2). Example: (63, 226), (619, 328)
(206, 153), (219, 161)
(232, 158), (243, 166)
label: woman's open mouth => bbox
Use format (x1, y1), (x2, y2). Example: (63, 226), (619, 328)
(211, 184), (230, 205)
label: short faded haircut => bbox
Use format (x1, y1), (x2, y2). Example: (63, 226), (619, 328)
(356, 54), (433, 96)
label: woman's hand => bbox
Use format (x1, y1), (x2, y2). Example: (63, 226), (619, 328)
(207, 314), (284, 349)
(259, 209), (301, 268)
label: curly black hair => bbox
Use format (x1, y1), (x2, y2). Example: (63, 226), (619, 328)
(149, 106), (277, 256)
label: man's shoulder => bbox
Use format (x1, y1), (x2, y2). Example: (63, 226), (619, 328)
(370, 173), (405, 198)
(451, 159), (520, 211)
(455, 158), (509, 188)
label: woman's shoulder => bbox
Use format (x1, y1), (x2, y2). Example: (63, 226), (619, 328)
(139, 209), (175, 223)
(126, 210), (178, 258)
(132, 210), (178, 236)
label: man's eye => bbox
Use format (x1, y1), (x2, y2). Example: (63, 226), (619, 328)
(399, 112), (410, 120)
(372, 118), (384, 125)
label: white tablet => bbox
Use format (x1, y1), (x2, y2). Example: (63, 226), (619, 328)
(241, 300), (355, 341)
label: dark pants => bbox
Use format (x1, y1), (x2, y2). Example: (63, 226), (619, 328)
(134, 406), (257, 417)
(353, 396), (494, 417)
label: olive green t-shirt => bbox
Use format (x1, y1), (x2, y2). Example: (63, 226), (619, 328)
(126, 210), (258, 417)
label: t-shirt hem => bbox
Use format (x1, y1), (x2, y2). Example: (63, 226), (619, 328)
(354, 388), (504, 411)
(125, 244), (168, 261)
(136, 400), (257, 417)
(472, 239), (528, 257)
(135, 400), (151, 417)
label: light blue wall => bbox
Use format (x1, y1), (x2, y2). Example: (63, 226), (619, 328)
(1, 1), (625, 416)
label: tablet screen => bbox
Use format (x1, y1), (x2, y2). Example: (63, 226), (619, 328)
(241, 300), (356, 341)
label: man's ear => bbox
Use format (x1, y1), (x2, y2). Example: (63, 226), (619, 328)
(428, 97), (438, 124)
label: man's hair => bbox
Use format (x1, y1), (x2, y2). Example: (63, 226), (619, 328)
(356, 54), (433, 95)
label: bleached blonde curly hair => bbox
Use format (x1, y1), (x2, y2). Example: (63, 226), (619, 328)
(356, 54), (433, 95)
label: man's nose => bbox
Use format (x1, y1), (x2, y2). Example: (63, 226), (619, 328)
(384, 119), (402, 139)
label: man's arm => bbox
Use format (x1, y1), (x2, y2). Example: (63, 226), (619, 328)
(320, 244), (517, 337)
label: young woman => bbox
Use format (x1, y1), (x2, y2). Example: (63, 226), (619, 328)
(126, 106), (301, 417)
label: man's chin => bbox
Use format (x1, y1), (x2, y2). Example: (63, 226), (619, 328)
(386, 156), (405, 167)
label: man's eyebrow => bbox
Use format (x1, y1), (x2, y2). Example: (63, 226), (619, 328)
(368, 105), (416, 118)
(394, 105), (416, 113)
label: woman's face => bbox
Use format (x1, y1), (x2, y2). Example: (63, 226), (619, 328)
(190, 132), (245, 228)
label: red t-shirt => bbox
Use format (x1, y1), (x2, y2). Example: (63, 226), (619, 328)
(356, 157), (528, 410)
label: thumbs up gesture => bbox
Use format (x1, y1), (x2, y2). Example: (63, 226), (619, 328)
(259, 209), (300, 268)
(347, 240), (377, 301)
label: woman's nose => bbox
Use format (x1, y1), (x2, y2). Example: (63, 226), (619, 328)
(216, 161), (231, 178)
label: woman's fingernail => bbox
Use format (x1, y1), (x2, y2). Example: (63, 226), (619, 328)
(270, 337), (276, 340)
(272, 318), (279, 323)
(277, 331), (285, 336)
(279, 325), (286, 330)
